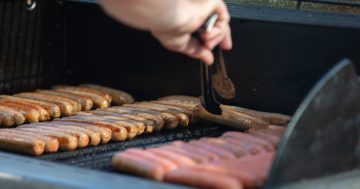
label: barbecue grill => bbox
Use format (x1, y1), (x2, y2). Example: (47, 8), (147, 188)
(0, 0), (360, 188)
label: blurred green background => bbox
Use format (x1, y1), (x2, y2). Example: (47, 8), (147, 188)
(226, 0), (360, 14)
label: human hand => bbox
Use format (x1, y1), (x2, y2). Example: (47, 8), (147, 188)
(100, 0), (232, 65)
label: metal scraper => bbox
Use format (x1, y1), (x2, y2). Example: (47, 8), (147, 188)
(265, 59), (360, 188)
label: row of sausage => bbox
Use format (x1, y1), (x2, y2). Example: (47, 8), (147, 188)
(112, 126), (285, 189)
(0, 84), (134, 127)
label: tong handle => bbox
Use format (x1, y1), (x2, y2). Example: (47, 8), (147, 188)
(199, 14), (222, 115)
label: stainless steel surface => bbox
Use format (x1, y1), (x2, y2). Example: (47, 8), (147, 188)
(266, 59), (360, 188)
(0, 152), (191, 189)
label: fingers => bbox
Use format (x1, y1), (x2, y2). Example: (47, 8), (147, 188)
(151, 31), (214, 65)
(200, 0), (232, 50)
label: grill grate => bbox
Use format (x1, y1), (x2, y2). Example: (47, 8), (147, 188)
(34, 124), (226, 171)
(0, 0), (44, 94)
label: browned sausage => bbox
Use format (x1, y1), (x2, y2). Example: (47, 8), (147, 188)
(104, 108), (164, 131)
(88, 110), (155, 133)
(53, 85), (112, 104)
(0, 101), (40, 123)
(23, 124), (90, 148)
(15, 93), (75, 116)
(111, 106), (179, 129)
(51, 121), (111, 144)
(150, 101), (194, 116)
(112, 152), (165, 181)
(221, 105), (291, 125)
(55, 118), (127, 141)
(53, 88), (109, 109)
(75, 112), (145, 136)
(3, 128), (59, 153)
(45, 122), (100, 146)
(125, 103), (190, 127)
(0, 132), (45, 156)
(61, 115), (137, 139)
(164, 168), (243, 189)
(193, 105), (269, 130)
(36, 90), (93, 111)
(0, 98), (49, 121)
(1, 95), (61, 118)
(0, 105), (25, 126)
(80, 84), (134, 105)
(16, 127), (78, 151)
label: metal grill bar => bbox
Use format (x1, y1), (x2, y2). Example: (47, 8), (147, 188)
(0, 0), (44, 94)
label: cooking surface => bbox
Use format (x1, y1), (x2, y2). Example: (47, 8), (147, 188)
(35, 124), (226, 171)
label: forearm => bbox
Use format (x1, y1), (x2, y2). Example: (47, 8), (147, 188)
(99, 0), (186, 31)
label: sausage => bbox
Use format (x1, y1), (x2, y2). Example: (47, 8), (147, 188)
(213, 156), (271, 183)
(80, 84), (135, 105)
(158, 95), (201, 107)
(171, 141), (219, 161)
(1, 95), (61, 118)
(36, 90), (93, 111)
(16, 127), (78, 151)
(160, 145), (207, 163)
(221, 105), (291, 125)
(75, 113), (145, 136)
(189, 140), (237, 160)
(125, 103), (190, 127)
(125, 149), (178, 171)
(164, 168), (243, 189)
(23, 124), (90, 148)
(112, 106), (179, 129)
(0, 132), (45, 156)
(45, 123), (101, 146)
(193, 105), (269, 130)
(0, 105), (25, 126)
(147, 148), (196, 168)
(3, 128), (59, 153)
(50, 121), (111, 144)
(112, 152), (165, 181)
(199, 137), (247, 157)
(0, 98), (49, 121)
(221, 131), (275, 151)
(88, 110), (156, 133)
(149, 101), (194, 116)
(247, 130), (281, 146)
(190, 164), (259, 188)
(55, 119), (127, 141)
(104, 108), (164, 131)
(15, 93), (75, 116)
(221, 137), (266, 155)
(19, 92), (80, 113)
(61, 115), (137, 139)
(53, 88), (109, 109)
(0, 101), (40, 123)
(53, 85), (112, 104)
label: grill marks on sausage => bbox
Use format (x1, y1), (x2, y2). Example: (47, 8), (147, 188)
(112, 129), (282, 189)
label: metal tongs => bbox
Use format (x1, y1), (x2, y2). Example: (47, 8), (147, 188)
(199, 14), (236, 115)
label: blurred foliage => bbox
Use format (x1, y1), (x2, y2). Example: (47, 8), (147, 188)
(226, 0), (360, 14)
